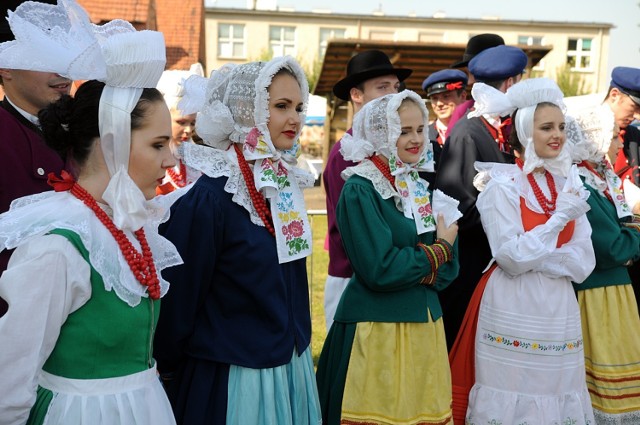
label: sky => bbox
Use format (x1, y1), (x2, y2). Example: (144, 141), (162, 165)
(205, 0), (640, 74)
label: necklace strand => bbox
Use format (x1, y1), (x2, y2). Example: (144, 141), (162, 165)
(70, 183), (161, 299)
(166, 160), (187, 188)
(370, 155), (396, 187)
(233, 144), (276, 236)
(516, 158), (557, 217)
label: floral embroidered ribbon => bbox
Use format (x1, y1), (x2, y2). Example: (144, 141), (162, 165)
(388, 152), (436, 234)
(243, 127), (312, 263)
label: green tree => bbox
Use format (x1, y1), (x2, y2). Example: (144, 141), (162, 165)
(554, 64), (591, 97)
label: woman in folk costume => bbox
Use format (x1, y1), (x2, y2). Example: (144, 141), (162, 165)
(452, 78), (596, 424)
(315, 90), (461, 425)
(564, 104), (640, 424)
(153, 57), (321, 425)
(156, 63), (204, 195)
(0, 1), (181, 424)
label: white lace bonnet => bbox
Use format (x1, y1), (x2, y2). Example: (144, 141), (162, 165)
(180, 56), (308, 153)
(341, 89), (433, 168)
(469, 78), (571, 176)
(156, 62), (205, 112)
(564, 103), (617, 163)
(0, 0), (166, 231)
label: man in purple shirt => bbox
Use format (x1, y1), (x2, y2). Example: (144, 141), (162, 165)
(0, 0), (70, 314)
(323, 50), (411, 329)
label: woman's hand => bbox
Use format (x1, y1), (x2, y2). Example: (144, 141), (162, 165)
(436, 213), (458, 246)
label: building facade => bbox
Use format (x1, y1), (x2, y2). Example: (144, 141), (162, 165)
(205, 7), (612, 94)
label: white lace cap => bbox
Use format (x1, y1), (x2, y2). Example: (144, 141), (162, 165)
(341, 90), (434, 169)
(98, 30), (166, 230)
(470, 78), (571, 176)
(565, 103), (616, 163)
(157, 63), (205, 111)
(0, 1), (167, 231)
(195, 56), (309, 151)
(0, 0), (127, 76)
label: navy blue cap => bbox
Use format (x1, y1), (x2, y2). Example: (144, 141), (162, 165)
(468, 45), (528, 82)
(611, 66), (640, 106)
(422, 69), (468, 97)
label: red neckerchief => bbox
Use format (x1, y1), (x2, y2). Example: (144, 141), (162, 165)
(480, 116), (512, 153)
(435, 120), (447, 146)
(614, 128), (636, 181)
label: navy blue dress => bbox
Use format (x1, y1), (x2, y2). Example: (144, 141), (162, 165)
(154, 175), (312, 425)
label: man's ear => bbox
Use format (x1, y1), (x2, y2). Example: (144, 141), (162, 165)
(608, 87), (623, 104)
(350, 86), (364, 107)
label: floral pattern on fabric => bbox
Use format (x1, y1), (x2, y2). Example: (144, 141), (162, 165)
(482, 331), (583, 353)
(389, 152), (436, 234)
(244, 127), (271, 156)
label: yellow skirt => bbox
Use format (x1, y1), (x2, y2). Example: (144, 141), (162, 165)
(341, 320), (452, 425)
(578, 285), (640, 421)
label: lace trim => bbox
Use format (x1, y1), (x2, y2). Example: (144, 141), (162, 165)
(593, 408), (640, 425)
(342, 160), (403, 212)
(0, 192), (182, 307)
(181, 142), (314, 227)
(474, 162), (569, 215)
(565, 103), (616, 163)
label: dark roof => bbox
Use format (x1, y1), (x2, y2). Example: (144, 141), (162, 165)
(313, 39), (551, 97)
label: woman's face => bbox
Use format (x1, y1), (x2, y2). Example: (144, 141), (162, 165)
(128, 100), (176, 199)
(396, 101), (426, 164)
(170, 110), (196, 144)
(532, 105), (566, 159)
(267, 72), (303, 151)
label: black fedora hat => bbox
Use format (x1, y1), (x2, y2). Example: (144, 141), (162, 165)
(333, 50), (412, 101)
(0, 0), (57, 43)
(451, 33), (505, 69)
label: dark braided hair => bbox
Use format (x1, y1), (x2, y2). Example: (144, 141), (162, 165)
(38, 80), (164, 170)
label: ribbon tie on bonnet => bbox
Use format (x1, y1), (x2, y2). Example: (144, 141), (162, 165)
(341, 90), (437, 235)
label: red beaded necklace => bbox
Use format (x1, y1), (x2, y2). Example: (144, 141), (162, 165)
(166, 160), (187, 188)
(233, 144), (276, 236)
(69, 183), (161, 299)
(516, 158), (558, 217)
(370, 155), (396, 187)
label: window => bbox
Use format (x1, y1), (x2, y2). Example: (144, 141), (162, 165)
(567, 38), (592, 71)
(218, 23), (245, 58)
(269, 26), (296, 57)
(319, 28), (346, 58)
(518, 35), (543, 46)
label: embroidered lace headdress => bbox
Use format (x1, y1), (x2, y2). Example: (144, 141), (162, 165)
(340, 90), (442, 234)
(0, 0), (165, 231)
(0, 0), (180, 306)
(565, 102), (631, 218)
(178, 57), (315, 263)
(469, 78), (571, 176)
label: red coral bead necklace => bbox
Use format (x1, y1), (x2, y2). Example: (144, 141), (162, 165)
(70, 183), (161, 299)
(166, 160), (187, 188)
(234, 143), (276, 236)
(516, 158), (557, 217)
(370, 155), (396, 187)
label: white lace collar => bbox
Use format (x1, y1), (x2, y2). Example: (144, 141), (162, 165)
(180, 142), (315, 262)
(0, 191), (182, 306)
